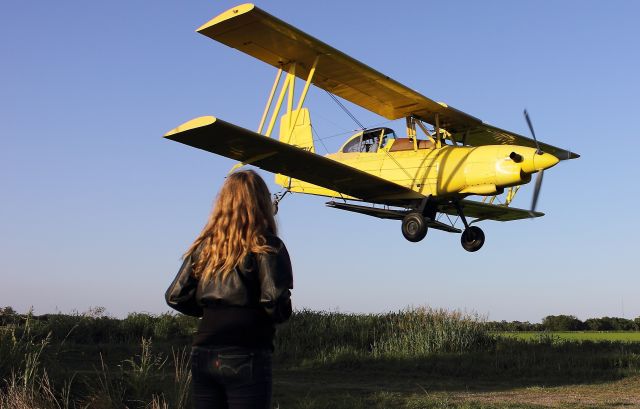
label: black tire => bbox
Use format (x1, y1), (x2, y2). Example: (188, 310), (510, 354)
(401, 212), (428, 242)
(461, 226), (485, 252)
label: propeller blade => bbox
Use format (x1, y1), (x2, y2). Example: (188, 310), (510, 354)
(523, 109), (542, 154)
(523, 110), (545, 216)
(530, 169), (544, 215)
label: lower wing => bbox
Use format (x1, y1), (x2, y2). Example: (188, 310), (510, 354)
(439, 200), (543, 222)
(164, 116), (422, 204)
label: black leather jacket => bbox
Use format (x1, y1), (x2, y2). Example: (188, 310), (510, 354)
(165, 234), (293, 323)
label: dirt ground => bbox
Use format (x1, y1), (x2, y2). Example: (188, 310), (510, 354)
(274, 369), (640, 408)
(451, 377), (640, 407)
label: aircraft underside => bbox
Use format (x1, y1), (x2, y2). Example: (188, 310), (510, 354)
(324, 198), (485, 252)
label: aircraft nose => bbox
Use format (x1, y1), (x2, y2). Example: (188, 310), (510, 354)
(533, 152), (559, 171)
(519, 151), (560, 173)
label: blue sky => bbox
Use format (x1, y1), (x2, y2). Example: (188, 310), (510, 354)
(2, 1), (639, 321)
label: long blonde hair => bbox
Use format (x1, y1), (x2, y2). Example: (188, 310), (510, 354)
(185, 170), (277, 281)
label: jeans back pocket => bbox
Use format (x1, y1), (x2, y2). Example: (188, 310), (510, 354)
(216, 353), (253, 383)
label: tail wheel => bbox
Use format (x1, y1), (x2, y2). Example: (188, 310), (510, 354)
(401, 212), (428, 242)
(461, 226), (485, 252)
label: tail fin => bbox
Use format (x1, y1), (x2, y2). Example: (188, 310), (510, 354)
(275, 108), (315, 187)
(278, 108), (315, 152)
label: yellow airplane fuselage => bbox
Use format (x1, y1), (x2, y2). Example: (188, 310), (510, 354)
(277, 138), (559, 201)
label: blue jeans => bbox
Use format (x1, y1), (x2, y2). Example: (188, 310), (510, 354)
(191, 346), (272, 409)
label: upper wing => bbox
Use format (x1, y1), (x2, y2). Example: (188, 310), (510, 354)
(197, 4), (579, 160)
(196, 4), (481, 132)
(164, 116), (423, 203)
(438, 200), (543, 222)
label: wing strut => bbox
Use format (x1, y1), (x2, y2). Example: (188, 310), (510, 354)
(232, 56), (321, 174)
(257, 68), (283, 134)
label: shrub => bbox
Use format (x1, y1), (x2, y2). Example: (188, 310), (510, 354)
(542, 315), (584, 331)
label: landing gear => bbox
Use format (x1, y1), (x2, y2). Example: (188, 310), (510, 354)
(401, 212), (428, 242)
(401, 197), (437, 242)
(454, 201), (486, 252)
(397, 198), (486, 251)
(461, 226), (485, 252)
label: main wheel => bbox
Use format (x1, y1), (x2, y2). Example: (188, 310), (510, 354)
(401, 212), (428, 242)
(461, 226), (485, 252)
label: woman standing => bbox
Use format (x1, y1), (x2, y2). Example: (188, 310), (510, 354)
(166, 170), (293, 409)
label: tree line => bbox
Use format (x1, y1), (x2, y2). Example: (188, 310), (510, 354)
(2, 307), (639, 335)
(488, 315), (640, 332)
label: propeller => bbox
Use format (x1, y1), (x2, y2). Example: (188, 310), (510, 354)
(523, 109), (544, 215)
(524, 109), (542, 155)
(530, 167), (544, 214)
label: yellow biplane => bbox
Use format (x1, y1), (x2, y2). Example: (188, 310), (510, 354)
(165, 3), (579, 252)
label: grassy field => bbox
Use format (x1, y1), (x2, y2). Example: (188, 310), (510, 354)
(500, 331), (640, 342)
(2, 309), (640, 408)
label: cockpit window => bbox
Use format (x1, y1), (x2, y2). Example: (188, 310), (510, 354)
(379, 128), (396, 149)
(342, 135), (362, 153)
(341, 128), (396, 153)
(361, 130), (381, 153)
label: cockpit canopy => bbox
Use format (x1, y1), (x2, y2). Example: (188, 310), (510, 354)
(341, 128), (396, 153)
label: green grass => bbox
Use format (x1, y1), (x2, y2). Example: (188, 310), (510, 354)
(3, 309), (640, 408)
(500, 331), (640, 342)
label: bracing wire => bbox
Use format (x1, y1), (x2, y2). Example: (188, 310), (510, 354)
(310, 118), (394, 144)
(310, 124), (347, 203)
(382, 148), (413, 180)
(310, 124), (331, 155)
(325, 90), (366, 130)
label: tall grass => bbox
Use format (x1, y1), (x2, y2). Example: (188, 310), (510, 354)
(124, 338), (167, 400)
(0, 316), (74, 409)
(275, 307), (492, 365)
(168, 347), (192, 409)
(81, 339), (192, 409)
(0, 314), (52, 387)
(0, 331), (192, 409)
(371, 307), (491, 357)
